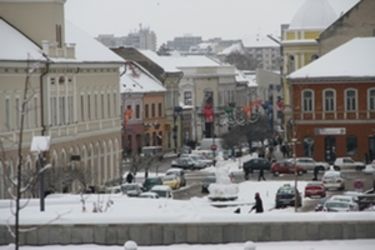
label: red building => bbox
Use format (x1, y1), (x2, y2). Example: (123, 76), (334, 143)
(288, 37), (375, 163)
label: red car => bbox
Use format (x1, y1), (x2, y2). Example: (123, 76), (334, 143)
(271, 160), (306, 176)
(304, 182), (326, 198)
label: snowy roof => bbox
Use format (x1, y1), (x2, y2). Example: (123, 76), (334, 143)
(139, 50), (221, 70)
(0, 18), (123, 64)
(0, 18), (45, 61)
(289, 0), (337, 30)
(219, 43), (245, 55)
(120, 62), (166, 94)
(235, 70), (248, 83)
(288, 37), (375, 80)
(56, 21), (124, 63)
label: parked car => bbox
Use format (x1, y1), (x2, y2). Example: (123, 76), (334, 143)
(304, 182), (326, 198)
(171, 157), (206, 170)
(315, 196), (330, 211)
(143, 176), (163, 191)
(333, 157), (365, 171)
(243, 158), (271, 179)
(139, 192), (159, 199)
(120, 183), (143, 197)
(201, 175), (217, 194)
(150, 185), (173, 199)
(180, 153), (214, 166)
(363, 160), (375, 174)
(290, 157), (329, 172)
(275, 184), (302, 208)
(166, 168), (186, 187)
(322, 170), (345, 191)
(271, 159), (306, 176)
(208, 183), (239, 201)
(323, 199), (359, 212)
(162, 174), (181, 190)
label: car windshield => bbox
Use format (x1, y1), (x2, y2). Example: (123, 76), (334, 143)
(326, 201), (349, 209)
(278, 187), (295, 195)
(146, 178), (161, 184)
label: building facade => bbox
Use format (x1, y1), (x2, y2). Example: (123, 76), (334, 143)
(319, 0), (375, 55)
(289, 37), (375, 162)
(0, 0), (124, 198)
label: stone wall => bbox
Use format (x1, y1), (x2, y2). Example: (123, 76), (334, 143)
(1, 221), (375, 246)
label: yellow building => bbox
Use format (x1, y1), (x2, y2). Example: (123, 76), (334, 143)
(281, 0), (338, 138)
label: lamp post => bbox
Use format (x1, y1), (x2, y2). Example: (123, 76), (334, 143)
(292, 137), (298, 212)
(30, 136), (51, 212)
(173, 106), (183, 153)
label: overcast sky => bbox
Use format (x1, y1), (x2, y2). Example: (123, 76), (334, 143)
(64, 0), (357, 47)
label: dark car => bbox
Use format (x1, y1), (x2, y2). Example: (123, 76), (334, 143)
(143, 176), (163, 191)
(275, 184), (302, 208)
(243, 158), (271, 179)
(201, 175), (216, 193)
(271, 160), (306, 176)
(171, 157), (206, 170)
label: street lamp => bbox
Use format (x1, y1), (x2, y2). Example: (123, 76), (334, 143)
(30, 136), (51, 212)
(291, 137), (298, 212)
(173, 106), (183, 153)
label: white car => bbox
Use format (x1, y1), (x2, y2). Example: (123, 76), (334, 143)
(139, 192), (159, 199)
(323, 200), (359, 212)
(363, 160), (375, 174)
(333, 157), (365, 171)
(150, 185), (173, 199)
(208, 183), (239, 201)
(322, 170), (345, 191)
(290, 157), (329, 172)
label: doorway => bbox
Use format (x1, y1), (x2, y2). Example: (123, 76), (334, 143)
(324, 136), (336, 164)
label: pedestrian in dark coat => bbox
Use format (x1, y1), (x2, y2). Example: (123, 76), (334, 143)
(258, 167), (266, 181)
(250, 192), (264, 213)
(126, 172), (134, 183)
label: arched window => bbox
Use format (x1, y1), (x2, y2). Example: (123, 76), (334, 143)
(323, 89), (335, 112)
(302, 90), (314, 112)
(345, 89), (357, 112)
(368, 88), (375, 111)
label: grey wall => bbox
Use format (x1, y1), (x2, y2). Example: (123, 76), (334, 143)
(1, 221), (375, 246)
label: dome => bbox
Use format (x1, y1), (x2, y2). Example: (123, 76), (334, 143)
(289, 0), (337, 31)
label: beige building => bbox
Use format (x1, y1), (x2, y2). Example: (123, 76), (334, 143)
(319, 0), (375, 55)
(0, 0), (124, 198)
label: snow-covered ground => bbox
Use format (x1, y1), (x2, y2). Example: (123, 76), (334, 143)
(2, 239), (375, 250)
(1, 153), (374, 249)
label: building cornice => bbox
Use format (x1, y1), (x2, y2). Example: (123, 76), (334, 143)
(289, 77), (375, 84)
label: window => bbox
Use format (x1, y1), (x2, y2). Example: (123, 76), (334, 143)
(59, 96), (65, 124)
(151, 103), (155, 117)
(113, 93), (117, 117)
(346, 135), (357, 156)
(369, 89), (375, 111)
(288, 55), (295, 73)
(68, 96), (73, 123)
(5, 98), (10, 130)
(135, 104), (140, 119)
(101, 94), (105, 118)
(15, 98), (20, 129)
(303, 137), (314, 157)
(34, 97), (38, 127)
(324, 90), (335, 112)
(107, 93), (111, 118)
(56, 24), (62, 47)
(184, 91), (192, 105)
(302, 90), (313, 112)
(80, 95), (85, 121)
(345, 89), (357, 111)
(158, 103), (162, 117)
(87, 94), (91, 120)
(145, 104), (149, 118)
(51, 97), (57, 125)
(94, 94), (98, 119)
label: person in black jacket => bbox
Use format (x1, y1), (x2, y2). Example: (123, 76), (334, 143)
(250, 192), (264, 213)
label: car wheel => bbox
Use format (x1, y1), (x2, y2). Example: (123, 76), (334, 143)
(244, 172), (249, 180)
(273, 171), (280, 177)
(297, 171), (303, 176)
(333, 166), (340, 171)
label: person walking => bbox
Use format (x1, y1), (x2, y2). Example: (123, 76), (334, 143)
(249, 192), (264, 213)
(126, 172), (134, 183)
(258, 167), (266, 181)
